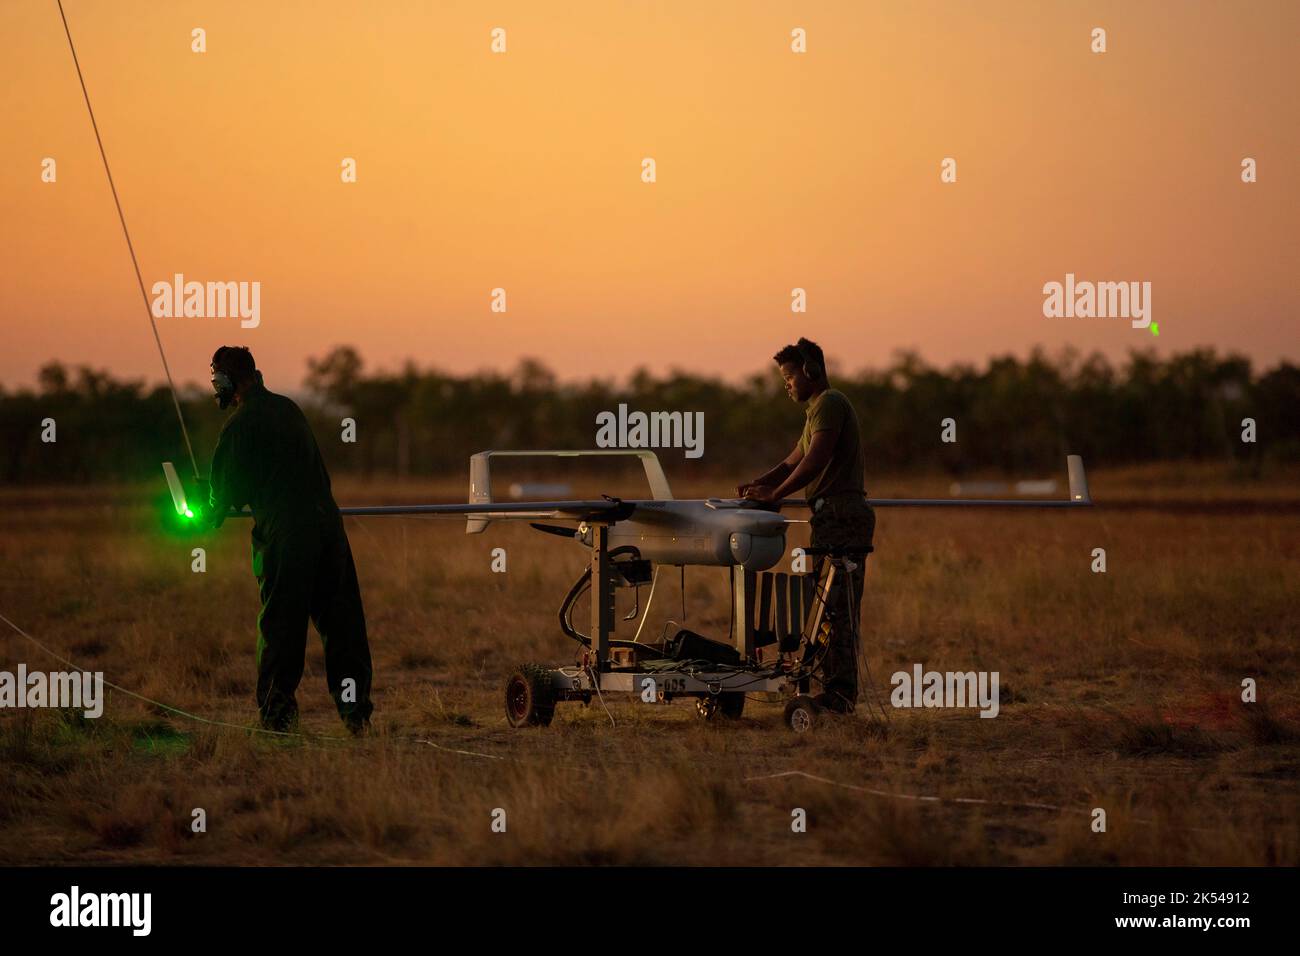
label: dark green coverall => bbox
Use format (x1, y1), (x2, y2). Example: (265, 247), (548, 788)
(208, 382), (373, 732)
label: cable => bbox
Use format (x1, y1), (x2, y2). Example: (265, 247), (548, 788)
(558, 566), (594, 645)
(842, 554), (889, 723)
(630, 566), (661, 643)
(558, 547), (645, 645)
(741, 770), (1218, 833)
(587, 665), (616, 728)
(0, 608), (506, 759)
(1, 609), (301, 739)
(10, 605), (1210, 828)
(56, 0), (200, 479)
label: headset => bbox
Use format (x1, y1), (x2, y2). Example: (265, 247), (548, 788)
(795, 338), (824, 382)
(210, 346), (260, 410)
(210, 368), (236, 410)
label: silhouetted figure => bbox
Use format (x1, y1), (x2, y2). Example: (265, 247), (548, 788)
(205, 346), (373, 734)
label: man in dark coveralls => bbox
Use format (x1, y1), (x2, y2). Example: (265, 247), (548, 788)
(204, 346), (373, 734)
(737, 337), (875, 714)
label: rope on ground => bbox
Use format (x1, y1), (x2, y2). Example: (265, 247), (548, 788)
(0, 609), (505, 759)
(0, 610), (305, 739)
(743, 769), (1215, 831)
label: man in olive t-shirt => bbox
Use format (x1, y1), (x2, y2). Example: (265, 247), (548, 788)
(797, 387), (865, 502)
(738, 337), (875, 713)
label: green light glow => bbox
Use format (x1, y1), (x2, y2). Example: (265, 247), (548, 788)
(159, 488), (203, 537)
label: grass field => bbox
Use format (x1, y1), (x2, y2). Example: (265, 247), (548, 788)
(1, 461), (1297, 865)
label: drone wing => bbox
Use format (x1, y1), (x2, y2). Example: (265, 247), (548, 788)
(777, 455), (1092, 513)
(161, 462), (633, 528)
(336, 500), (634, 523)
(163, 453), (1090, 532)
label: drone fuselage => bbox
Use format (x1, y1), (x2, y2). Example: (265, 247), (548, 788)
(573, 499), (788, 572)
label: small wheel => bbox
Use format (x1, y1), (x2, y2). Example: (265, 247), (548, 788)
(784, 694), (819, 734)
(505, 664), (556, 728)
(697, 692), (744, 721)
(718, 692), (745, 719)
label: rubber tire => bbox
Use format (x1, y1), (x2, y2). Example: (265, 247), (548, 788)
(697, 692), (745, 721)
(784, 695), (819, 734)
(505, 664), (556, 728)
(718, 692), (745, 719)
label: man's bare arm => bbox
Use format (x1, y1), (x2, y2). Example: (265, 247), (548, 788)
(746, 430), (834, 503)
(737, 443), (803, 496)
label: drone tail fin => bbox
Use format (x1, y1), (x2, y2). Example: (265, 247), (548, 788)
(467, 452), (492, 534)
(1067, 455), (1090, 504)
(465, 449), (673, 533)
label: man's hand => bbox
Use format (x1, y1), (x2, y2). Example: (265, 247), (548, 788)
(189, 477), (224, 529)
(738, 449), (800, 498)
(743, 484), (781, 505)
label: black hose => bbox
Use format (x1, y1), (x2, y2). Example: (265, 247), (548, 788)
(558, 567), (592, 645)
(558, 547), (647, 648)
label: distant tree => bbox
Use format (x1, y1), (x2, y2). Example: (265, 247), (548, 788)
(305, 346), (364, 408)
(38, 362), (69, 395)
(1, 347), (1297, 485)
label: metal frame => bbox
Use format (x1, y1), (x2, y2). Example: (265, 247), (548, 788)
(542, 515), (817, 706)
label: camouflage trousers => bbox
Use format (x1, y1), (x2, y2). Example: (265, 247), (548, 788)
(809, 492), (876, 710)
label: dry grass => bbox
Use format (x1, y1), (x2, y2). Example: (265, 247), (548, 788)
(0, 461), (1297, 865)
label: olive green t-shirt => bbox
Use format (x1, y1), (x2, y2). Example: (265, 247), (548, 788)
(797, 388), (865, 501)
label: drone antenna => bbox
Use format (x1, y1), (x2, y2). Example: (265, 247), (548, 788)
(57, 0), (200, 479)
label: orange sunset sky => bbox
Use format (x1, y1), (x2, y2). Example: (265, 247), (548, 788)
(0, 0), (1295, 389)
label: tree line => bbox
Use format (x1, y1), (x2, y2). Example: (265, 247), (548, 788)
(1, 346), (1295, 485)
